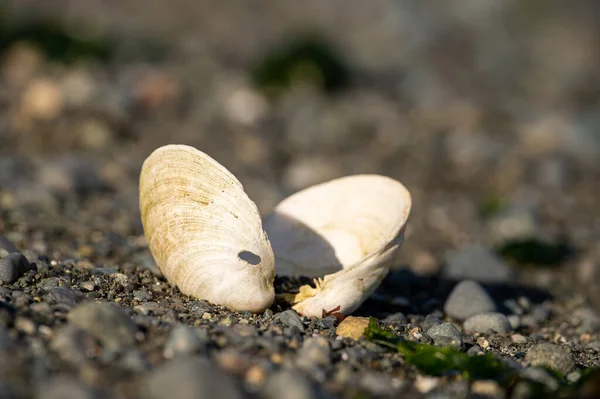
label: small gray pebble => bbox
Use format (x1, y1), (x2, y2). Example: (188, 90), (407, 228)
(263, 309), (274, 318)
(467, 345), (483, 355)
(316, 316), (336, 329)
(68, 302), (137, 351)
(0, 253), (31, 283)
(444, 280), (496, 320)
(0, 236), (18, 254)
(530, 304), (551, 324)
(511, 334), (528, 344)
(46, 287), (80, 309)
(164, 325), (207, 358)
(41, 277), (60, 292)
(421, 314), (442, 333)
(426, 323), (462, 350)
(525, 343), (574, 375)
(263, 370), (325, 399)
(133, 289), (152, 301)
(146, 356), (244, 399)
(572, 307), (600, 333)
(463, 312), (512, 334)
(188, 300), (213, 315)
(297, 337), (331, 370)
(508, 314), (521, 330)
(383, 312), (408, 326)
(279, 310), (305, 332)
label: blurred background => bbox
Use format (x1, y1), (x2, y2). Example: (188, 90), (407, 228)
(1, 1), (599, 306)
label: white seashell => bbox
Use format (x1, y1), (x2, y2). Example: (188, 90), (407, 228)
(263, 175), (411, 318)
(139, 144), (411, 318)
(139, 145), (275, 313)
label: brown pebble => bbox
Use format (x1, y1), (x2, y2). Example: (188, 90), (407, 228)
(336, 316), (370, 340)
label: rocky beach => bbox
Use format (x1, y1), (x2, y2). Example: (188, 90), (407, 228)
(1, 1), (600, 398)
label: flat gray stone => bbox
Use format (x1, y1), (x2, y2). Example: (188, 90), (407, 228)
(279, 310), (305, 332)
(444, 280), (496, 320)
(463, 312), (512, 334)
(426, 322), (462, 350)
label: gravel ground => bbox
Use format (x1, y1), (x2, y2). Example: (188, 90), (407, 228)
(1, 1), (600, 398)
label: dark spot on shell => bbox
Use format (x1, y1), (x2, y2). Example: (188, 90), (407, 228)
(238, 251), (261, 265)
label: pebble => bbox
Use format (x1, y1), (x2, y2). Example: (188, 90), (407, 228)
(426, 322), (462, 350)
(572, 307), (600, 333)
(296, 337), (331, 370)
(511, 334), (528, 344)
(336, 316), (370, 340)
(316, 316), (336, 329)
(444, 280), (497, 320)
(263, 370), (324, 399)
(524, 343), (575, 375)
(421, 314), (442, 333)
(189, 300), (213, 315)
(443, 245), (513, 283)
(163, 325), (208, 358)
(0, 253), (31, 283)
(45, 287), (81, 309)
(50, 325), (99, 366)
(146, 356), (244, 399)
(278, 310), (305, 332)
(463, 312), (512, 334)
(383, 312), (408, 326)
(67, 301), (137, 351)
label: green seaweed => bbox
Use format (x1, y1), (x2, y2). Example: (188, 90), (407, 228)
(250, 34), (350, 98)
(496, 237), (573, 266)
(364, 317), (511, 381)
(365, 317), (600, 398)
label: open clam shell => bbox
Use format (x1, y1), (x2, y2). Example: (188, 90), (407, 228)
(139, 144), (411, 317)
(263, 175), (411, 318)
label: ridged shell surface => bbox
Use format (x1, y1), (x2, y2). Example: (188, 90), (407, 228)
(139, 145), (275, 313)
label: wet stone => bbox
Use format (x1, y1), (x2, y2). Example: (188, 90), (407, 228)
(188, 300), (213, 314)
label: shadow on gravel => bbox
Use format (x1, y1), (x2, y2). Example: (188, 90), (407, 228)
(354, 268), (554, 319)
